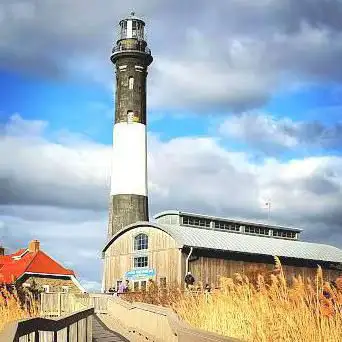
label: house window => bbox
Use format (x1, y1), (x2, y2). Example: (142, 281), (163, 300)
(134, 233), (148, 251)
(134, 256), (148, 268)
(128, 77), (134, 90)
(61, 286), (69, 293)
(42, 285), (50, 293)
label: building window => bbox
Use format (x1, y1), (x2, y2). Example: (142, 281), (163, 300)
(182, 216), (211, 228)
(61, 286), (69, 293)
(273, 230), (296, 239)
(134, 233), (148, 251)
(134, 256), (148, 268)
(128, 76), (134, 90)
(160, 277), (167, 288)
(42, 285), (50, 293)
(141, 281), (147, 291)
(134, 281), (139, 292)
(214, 221), (240, 232)
(244, 226), (269, 236)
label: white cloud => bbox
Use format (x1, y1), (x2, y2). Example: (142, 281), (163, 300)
(2, 115), (342, 286)
(219, 113), (299, 149)
(1, 114), (48, 137)
(219, 112), (342, 154)
(1, 1), (342, 110)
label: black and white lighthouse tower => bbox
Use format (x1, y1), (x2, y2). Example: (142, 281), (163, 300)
(107, 12), (153, 240)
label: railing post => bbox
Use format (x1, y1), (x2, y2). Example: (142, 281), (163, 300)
(67, 325), (70, 342)
(58, 293), (62, 316)
(76, 319), (79, 342)
(35, 330), (39, 342)
(53, 330), (57, 342)
(85, 317), (88, 342)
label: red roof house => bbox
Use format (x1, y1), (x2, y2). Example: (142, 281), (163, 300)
(0, 240), (85, 293)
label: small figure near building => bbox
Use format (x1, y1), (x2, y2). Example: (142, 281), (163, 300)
(124, 280), (130, 292)
(184, 271), (195, 289)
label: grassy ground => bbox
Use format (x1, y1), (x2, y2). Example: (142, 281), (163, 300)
(122, 258), (342, 342)
(0, 287), (39, 332)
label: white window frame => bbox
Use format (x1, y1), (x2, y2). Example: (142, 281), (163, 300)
(42, 285), (50, 293)
(133, 255), (148, 268)
(133, 233), (149, 251)
(128, 76), (134, 90)
(61, 286), (69, 293)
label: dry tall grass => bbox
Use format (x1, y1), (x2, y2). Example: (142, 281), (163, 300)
(0, 287), (39, 332)
(122, 259), (342, 342)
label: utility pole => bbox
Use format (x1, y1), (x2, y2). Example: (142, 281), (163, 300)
(265, 200), (271, 222)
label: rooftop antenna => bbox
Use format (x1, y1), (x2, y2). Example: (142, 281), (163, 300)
(265, 200), (271, 222)
(0, 224), (8, 249)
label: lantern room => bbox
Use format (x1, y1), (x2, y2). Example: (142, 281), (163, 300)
(119, 12), (145, 41)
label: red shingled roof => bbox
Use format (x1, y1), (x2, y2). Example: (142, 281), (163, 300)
(0, 247), (75, 284)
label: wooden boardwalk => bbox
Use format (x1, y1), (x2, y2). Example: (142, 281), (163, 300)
(92, 315), (130, 342)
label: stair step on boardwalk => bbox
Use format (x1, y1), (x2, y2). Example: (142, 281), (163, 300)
(92, 315), (130, 342)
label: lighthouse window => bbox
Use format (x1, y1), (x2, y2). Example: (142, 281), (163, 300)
(132, 21), (137, 38)
(127, 111), (134, 123)
(129, 77), (134, 90)
(121, 21), (127, 38)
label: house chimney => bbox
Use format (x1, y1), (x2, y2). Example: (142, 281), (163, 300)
(28, 240), (40, 253)
(0, 246), (4, 256)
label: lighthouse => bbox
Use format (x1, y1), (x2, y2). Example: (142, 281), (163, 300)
(107, 12), (153, 239)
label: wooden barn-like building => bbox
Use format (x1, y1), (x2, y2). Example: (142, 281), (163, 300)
(102, 210), (342, 292)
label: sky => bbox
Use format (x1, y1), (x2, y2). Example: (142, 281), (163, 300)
(1, 0), (342, 291)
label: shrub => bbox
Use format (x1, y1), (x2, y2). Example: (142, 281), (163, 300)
(122, 259), (342, 342)
(0, 284), (39, 332)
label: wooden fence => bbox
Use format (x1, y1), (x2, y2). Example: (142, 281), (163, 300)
(0, 307), (94, 342)
(40, 293), (109, 316)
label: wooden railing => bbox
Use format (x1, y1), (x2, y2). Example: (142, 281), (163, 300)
(37, 291), (240, 341)
(102, 297), (241, 342)
(40, 293), (110, 316)
(0, 307), (94, 342)
(40, 293), (89, 317)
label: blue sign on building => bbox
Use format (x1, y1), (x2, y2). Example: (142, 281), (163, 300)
(125, 268), (156, 280)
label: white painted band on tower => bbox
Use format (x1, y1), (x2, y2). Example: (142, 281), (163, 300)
(110, 122), (147, 196)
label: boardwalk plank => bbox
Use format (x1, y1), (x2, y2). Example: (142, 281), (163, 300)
(92, 315), (130, 342)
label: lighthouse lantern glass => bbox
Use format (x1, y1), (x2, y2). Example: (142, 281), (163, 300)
(118, 17), (145, 41)
(132, 20), (144, 40)
(120, 21), (127, 38)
